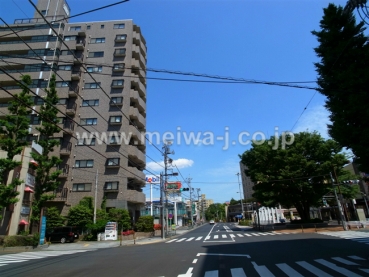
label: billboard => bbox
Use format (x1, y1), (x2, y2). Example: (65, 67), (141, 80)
(165, 181), (182, 191)
(146, 175), (161, 184)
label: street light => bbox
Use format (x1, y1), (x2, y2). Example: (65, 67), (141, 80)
(236, 173), (245, 220)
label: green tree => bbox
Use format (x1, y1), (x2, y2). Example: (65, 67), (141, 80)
(0, 75), (32, 219)
(134, 215), (153, 232)
(67, 205), (93, 228)
(229, 198), (239, 205)
(239, 132), (354, 221)
(108, 208), (131, 231)
(45, 207), (65, 230)
(312, 3), (369, 173)
(205, 203), (226, 221)
(31, 74), (62, 225)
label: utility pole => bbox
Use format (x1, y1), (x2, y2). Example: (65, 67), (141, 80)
(236, 173), (244, 220)
(160, 172), (165, 239)
(187, 177), (193, 226)
(93, 169), (98, 224)
(330, 172), (348, 230)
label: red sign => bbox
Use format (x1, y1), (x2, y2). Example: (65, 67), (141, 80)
(165, 182), (182, 190)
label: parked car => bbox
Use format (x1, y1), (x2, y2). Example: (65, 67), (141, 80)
(46, 226), (79, 243)
(209, 220), (215, 225)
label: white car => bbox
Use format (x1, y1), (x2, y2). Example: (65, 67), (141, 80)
(209, 220), (215, 224)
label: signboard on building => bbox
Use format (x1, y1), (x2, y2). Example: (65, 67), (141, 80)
(26, 173), (35, 188)
(146, 175), (161, 184)
(21, 206), (30, 215)
(165, 182), (182, 191)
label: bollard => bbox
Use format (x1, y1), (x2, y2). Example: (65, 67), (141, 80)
(301, 225), (304, 233)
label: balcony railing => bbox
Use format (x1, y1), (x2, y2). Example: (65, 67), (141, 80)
(62, 120), (75, 133)
(60, 141), (72, 155)
(66, 103), (77, 115)
(57, 164), (69, 178)
(52, 187), (68, 201)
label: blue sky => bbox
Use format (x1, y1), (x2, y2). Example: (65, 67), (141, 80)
(1, 0), (350, 203)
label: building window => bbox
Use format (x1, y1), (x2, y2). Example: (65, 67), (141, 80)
(72, 183), (92, 192)
(32, 96), (44, 105)
(112, 80), (124, 87)
(60, 50), (74, 56)
(84, 82), (101, 89)
(58, 64), (72, 71)
(57, 98), (68, 105)
(29, 115), (40, 125)
(90, 37), (105, 44)
(87, 66), (102, 72)
(80, 118), (97, 125)
(115, 34), (127, 41)
(111, 97), (123, 105)
(69, 26), (81, 31)
(89, 51), (104, 58)
(87, 25), (91, 30)
(64, 36), (77, 41)
(105, 182), (119, 190)
(55, 81), (70, 87)
(75, 160), (94, 168)
(106, 158), (120, 166)
(41, 10), (47, 15)
(113, 23), (125, 29)
(113, 63), (124, 71)
(82, 99), (99, 106)
(77, 138), (96, 146)
(109, 116), (122, 124)
(114, 48), (126, 56)
(101, 24), (105, 29)
(109, 135), (121, 144)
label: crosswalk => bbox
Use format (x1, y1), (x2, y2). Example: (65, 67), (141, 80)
(181, 255), (369, 277)
(166, 232), (296, 243)
(319, 230), (369, 245)
(0, 249), (93, 267)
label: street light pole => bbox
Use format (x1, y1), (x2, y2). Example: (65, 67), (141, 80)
(236, 173), (244, 220)
(330, 172), (348, 230)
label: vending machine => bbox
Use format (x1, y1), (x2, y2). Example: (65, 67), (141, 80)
(105, 222), (118, 240)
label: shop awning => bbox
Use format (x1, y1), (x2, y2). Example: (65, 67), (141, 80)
(24, 186), (34, 193)
(19, 220), (29, 225)
(29, 159), (38, 166)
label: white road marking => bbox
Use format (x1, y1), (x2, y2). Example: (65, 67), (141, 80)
(204, 270), (218, 277)
(296, 261), (333, 277)
(331, 257), (358, 265)
(186, 237), (195, 241)
(196, 236), (203, 240)
(230, 268), (247, 277)
(176, 238), (186, 242)
(192, 259), (197, 264)
(276, 263), (304, 277)
(222, 235), (227, 238)
(251, 261), (275, 277)
(315, 259), (362, 277)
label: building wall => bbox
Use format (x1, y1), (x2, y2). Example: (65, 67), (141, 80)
(0, 0), (147, 222)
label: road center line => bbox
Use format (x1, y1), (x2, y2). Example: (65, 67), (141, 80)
(196, 253), (251, 258)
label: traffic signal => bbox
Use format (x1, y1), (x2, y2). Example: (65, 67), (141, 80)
(181, 188), (190, 191)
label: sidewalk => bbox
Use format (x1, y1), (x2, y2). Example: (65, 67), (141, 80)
(0, 225), (200, 253)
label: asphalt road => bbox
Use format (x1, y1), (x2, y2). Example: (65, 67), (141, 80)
(2, 223), (369, 276)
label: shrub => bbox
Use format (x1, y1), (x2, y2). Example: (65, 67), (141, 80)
(135, 216), (154, 232)
(3, 233), (39, 247)
(239, 219), (252, 226)
(121, 230), (135, 236)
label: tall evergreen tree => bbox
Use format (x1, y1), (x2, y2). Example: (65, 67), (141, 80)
(312, 3), (369, 172)
(0, 75), (33, 220)
(31, 74), (62, 225)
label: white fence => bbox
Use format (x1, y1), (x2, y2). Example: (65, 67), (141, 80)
(253, 207), (285, 224)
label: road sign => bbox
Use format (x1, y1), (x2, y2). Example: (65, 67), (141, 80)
(168, 213), (173, 219)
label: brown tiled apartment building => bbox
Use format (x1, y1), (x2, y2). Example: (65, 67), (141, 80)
(0, 0), (147, 234)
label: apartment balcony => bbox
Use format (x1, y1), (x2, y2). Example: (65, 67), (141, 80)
(130, 89), (146, 113)
(129, 125), (144, 145)
(56, 164), (69, 178)
(131, 80), (146, 99)
(73, 53), (84, 64)
(49, 187), (68, 202)
(131, 58), (146, 81)
(68, 85), (79, 97)
(60, 141), (72, 156)
(126, 190), (145, 204)
(129, 107), (145, 128)
(128, 145), (145, 165)
(126, 167), (145, 181)
(76, 39), (86, 50)
(132, 45), (146, 70)
(71, 70), (81, 80)
(61, 120), (75, 134)
(66, 103), (77, 116)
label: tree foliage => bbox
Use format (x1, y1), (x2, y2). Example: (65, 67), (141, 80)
(31, 74), (62, 223)
(45, 207), (65, 230)
(205, 203), (226, 221)
(134, 215), (153, 232)
(108, 208), (131, 231)
(239, 132), (354, 221)
(0, 75), (32, 219)
(67, 205), (93, 227)
(312, 3), (369, 173)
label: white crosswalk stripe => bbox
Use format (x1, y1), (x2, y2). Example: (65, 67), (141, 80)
(0, 250), (93, 267)
(319, 230), (369, 245)
(167, 232), (297, 243)
(197, 255), (367, 277)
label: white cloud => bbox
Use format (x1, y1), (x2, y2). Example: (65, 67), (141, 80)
(146, 158), (194, 172)
(293, 105), (331, 139)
